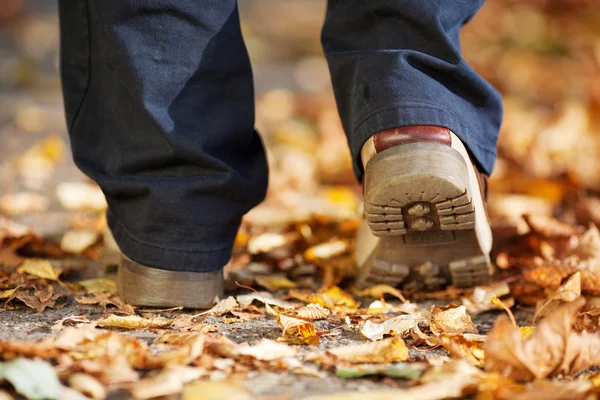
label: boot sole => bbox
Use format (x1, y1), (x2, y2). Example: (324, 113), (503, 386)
(355, 140), (493, 290)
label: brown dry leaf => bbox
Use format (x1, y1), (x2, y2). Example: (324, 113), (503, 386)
(430, 304), (478, 335)
(60, 230), (98, 254)
(130, 366), (206, 399)
(351, 284), (407, 303)
(296, 303), (331, 321)
(324, 337), (408, 365)
(277, 313), (319, 345)
(96, 314), (171, 330)
(68, 373), (106, 400)
(573, 224), (600, 259)
(522, 260), (575, 289)
(493, 379), (593, 400)
(523, 215), (578, 238)
(236, 291), (296, 309)
(17, 258), (61, 280)
(534, 271), (581, 322)
(254, 275), (297, 292)
(146, 333), (207, 368)
(485, 298), (600, 381)
(15, 285), (63, 312)
(440, 334), (486, 367)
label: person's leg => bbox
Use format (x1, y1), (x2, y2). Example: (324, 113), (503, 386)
(58, 1), (267, 306)
(322, 0), (502, 289)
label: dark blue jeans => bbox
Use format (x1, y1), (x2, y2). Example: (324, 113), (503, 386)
(58, 0), (502, 273)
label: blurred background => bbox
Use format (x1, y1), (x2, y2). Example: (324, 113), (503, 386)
(2, 0), (600, 240)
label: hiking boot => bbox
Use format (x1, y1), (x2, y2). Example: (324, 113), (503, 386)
(354, 126), (493, 290)
(117, 255), (224, 308)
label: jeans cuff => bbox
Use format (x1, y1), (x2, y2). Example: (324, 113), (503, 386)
(351, 103), (498, 180)
(107, 209), (233, 273)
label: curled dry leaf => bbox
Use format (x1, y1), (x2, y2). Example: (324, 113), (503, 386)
(17, 259), (61, 281)
(351, 284), (407, 303)
(573, 224), (600, 259)
(485, 298), (600, 381)
(430, 304), (478, 335)
(201, 296), (239, 316)
(277, 314), (319, 345)
(534, 271), (581, 322)
(15, 285), (63, 312)
(96, 314), (172, 330)
(361, 313), (424, 341)
(60, 230), (98, 254)
(296, 303), (331, 321)
(440, 334), (486, 367)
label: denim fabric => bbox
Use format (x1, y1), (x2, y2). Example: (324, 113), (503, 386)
(58, 0), (502, 273)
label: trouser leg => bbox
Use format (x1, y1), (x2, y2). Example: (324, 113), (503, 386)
(58, 0), (267, 272)
(322, 0), (503, 179)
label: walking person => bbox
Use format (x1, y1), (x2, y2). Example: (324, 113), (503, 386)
(58, 0), (502, 307)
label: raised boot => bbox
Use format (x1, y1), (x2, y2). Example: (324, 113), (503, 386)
(355, 126), (493, 290)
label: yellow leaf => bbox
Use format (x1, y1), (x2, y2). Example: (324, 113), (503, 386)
(296, 304), (331, 321)
(17, 259), (61, 281)
(519, 326), (535, 339)
(304, 240), (348, 261)
(277, 314), (319, 345)
(254, 275), (297, 292)
(352, 284), (408, 303)
(60, 230), (98, 254)
(182, 380), (252, 400)
(326, 337), (408, 364)
(430, 304), (478, 335)
(96, 315), (171, 330)
(77, 278), (117, 295)
(0, 285), (23, 299)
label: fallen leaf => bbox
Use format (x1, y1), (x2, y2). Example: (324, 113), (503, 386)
(60, 230), (98, 254)
(430, 304), (478, 335)
(523, 215), (578, 238)
(68, 373), (106, 400)
(0, 286), (23, 300)
(236, 291), (295, 309)
(324, 337), (408, 365)
(182, 380), (253, 400)
(440, 334), (486, 367)
(96, 314), (171, 330)
(130, 366), (206, 399)
(336, 362), (423, 380)
(247, 232), (289, 254)
(296, 303), (331, 320)
(0, 358), (61, 400)
(235, 339), (298, 361)
(15, 285), (63, 312)
(361, 313), (424, 341)
(289, 286), (360, 311)
(201, 296), (239, 316)
(56, 182), (107, 212)
(534, 271), (581, 322)
(485, 298), (600, 381)
(462, 282), (514, 315)
(0, 192), (50, 216)
(304, 239), (348, 261)
(277, 314), (319, 345)
(254, 275), (297, 291)
(76, 278), (117, 295)
(352, 284), (408, 303)
(17, 258), (61, 280)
